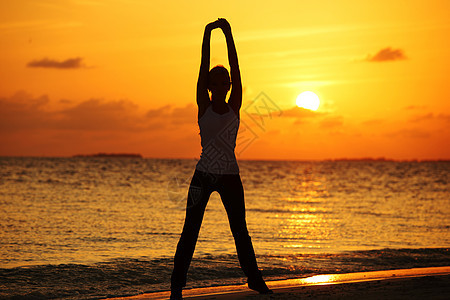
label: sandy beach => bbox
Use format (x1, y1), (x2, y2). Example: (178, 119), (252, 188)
(109, 266), (450, 300)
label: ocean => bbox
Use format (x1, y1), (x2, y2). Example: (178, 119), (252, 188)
(0, 157), (449, 299)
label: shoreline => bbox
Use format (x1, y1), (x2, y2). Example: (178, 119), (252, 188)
(108, 266), (450, 300)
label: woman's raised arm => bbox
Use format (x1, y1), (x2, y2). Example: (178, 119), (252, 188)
(218, 19), (242, 114)
(197, 21), (219, 117)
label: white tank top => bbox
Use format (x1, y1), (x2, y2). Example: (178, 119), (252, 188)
(195, 104), (240, 174)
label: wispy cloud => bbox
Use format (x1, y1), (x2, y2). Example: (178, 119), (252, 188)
(386, 128), (431, 138)
(281, 106), (324, 118)
(27, 57), (85, 69)
(366, 47), (407, 62)
(320, 116), (344, 129)
(0, 91), (196, 132)
(409, 112), (450, 123)
(0, 91), (198, 157)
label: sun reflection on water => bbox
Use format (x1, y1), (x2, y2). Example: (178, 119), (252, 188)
(2, 158), (448, 267)
(303, 274), (338, 284)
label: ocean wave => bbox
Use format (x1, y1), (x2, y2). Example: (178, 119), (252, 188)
(0, 248), (448, 300)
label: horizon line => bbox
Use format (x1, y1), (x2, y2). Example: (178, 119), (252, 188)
(0, 154), (449, 163)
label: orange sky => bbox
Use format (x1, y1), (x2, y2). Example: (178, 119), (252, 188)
(1, 0), (449, 160)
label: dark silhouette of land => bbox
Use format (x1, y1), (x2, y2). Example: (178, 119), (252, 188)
(73, 153), (142, 158)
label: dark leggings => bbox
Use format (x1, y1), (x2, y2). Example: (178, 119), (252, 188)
(171, 170), (261, 289)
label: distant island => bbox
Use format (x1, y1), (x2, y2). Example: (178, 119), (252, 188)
(73, 153), (143, 158)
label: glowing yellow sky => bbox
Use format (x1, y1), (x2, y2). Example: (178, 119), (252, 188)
(0, 0), (449, 160)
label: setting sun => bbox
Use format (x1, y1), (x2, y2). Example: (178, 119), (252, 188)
(296, 91), (320, 111)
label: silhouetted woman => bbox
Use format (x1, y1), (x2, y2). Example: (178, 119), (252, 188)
(170, 19), (272, 299)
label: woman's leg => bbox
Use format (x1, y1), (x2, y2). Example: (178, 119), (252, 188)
(171, 171), (212, 290)
(217, 175), (261, 279)
(218, 174), (272, 294)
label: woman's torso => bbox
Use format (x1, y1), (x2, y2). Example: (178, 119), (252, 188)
(195, 104), (240, 174)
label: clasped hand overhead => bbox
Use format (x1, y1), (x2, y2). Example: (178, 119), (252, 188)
(206, 18), (232, 33)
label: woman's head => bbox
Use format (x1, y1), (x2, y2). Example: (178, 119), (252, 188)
(208, 65), (231, 98)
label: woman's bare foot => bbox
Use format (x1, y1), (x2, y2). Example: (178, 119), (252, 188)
(248, 277), (273, 294)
